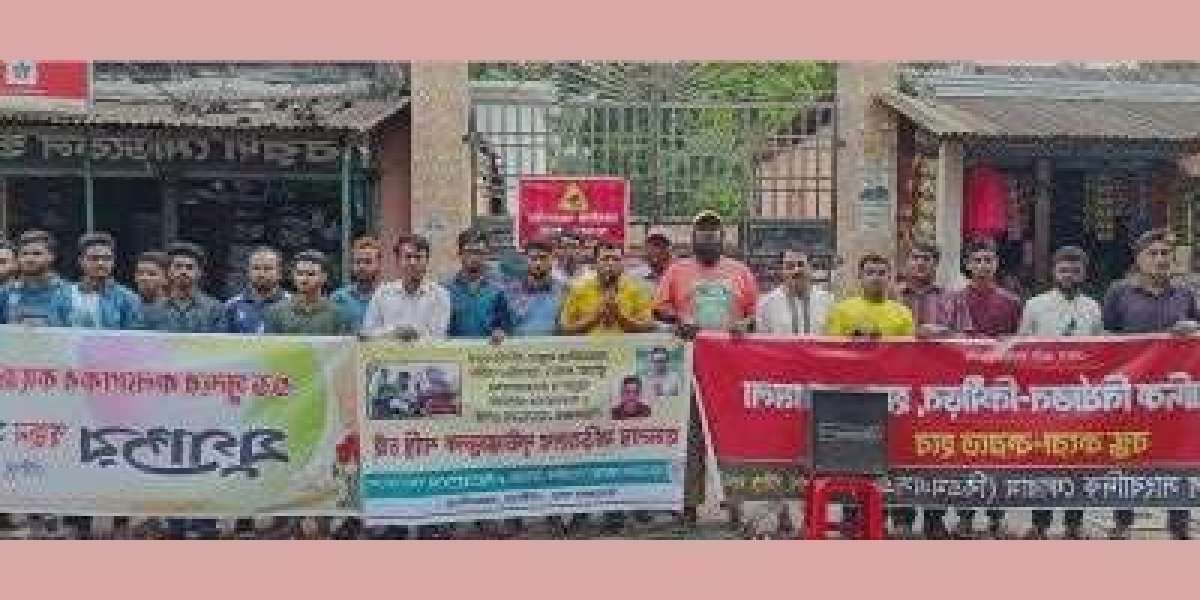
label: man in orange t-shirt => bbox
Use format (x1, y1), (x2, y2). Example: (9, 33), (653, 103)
(653, 210), (759, 525)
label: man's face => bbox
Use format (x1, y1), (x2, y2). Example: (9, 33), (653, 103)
(135, 260), (166, 297)
(596, 246), (624, 283)
(459, 241), (489, 276)
(0, 249), (16, 281)
(17, 242), (53, 277)
(351, 248), (382, 285)
(859, 261), (890, 297)
(621, 381), (641, 404)
(398, 244), (429, 283)
(966, 250), (999, 281)
(780, 250), (811, 287)
(1137, 241), (1174, 278)
(650, 351), (669, 375)
(908, 250), (937, 281)
(646, 239), (672, 270)
(526, 247), (553, 281)
(693, 227), (723, 264)
(1053, 260), (1085, 292)
(292, 261), (327, 296)
(579, 238), (597, 266)
(248, 251), (282, 294)
(168, 255), (201, 290)
(80, 244), (114, 281)
(556, 236), (581, 270)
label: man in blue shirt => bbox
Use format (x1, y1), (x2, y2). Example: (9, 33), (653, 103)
(224, 246), (288, 334)
(445, 229), (512, 342)
(331, 235), (383, 333)
(140, 242), (225, 334)
(506, 236), (565, 337)
(0, 230), (68, 327)
(50, 232), (141, 330)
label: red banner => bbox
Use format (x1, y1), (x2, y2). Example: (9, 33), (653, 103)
(516, 176), (628, 248)
(695, 334), (1200, 469)
(1, 60), (90, 110)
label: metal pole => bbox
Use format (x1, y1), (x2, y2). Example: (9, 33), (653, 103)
(340, 141), (353, 288)
(84, 140), (95, 232)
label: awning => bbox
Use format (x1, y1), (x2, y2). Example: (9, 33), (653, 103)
(879, 90), (1200, 142)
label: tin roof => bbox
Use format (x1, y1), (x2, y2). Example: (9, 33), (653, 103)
(0, 97), (409, 132)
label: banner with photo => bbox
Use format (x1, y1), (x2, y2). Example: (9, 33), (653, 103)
(358, 335), (691, 525)
(0, 326), (358, 516)
(694, 333), (1200, 508)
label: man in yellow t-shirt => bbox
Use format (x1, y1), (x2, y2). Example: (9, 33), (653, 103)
(826, 253), (915, 337)
(560, 238), (655, 335)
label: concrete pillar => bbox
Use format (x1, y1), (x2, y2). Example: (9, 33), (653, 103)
(409, 62), (472, 279)
(935, 140), (965, 288)
(835, 62), (900, 296)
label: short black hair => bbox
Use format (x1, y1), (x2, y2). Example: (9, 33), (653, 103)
(457, 229), (489, 252)
(1133, 228), (1174, 255)
(292, 249), (328, 272)
(394, 234), (431, 257)
(1052, 245), (1089, 269)
(910, 241), (940, 261)
(650, 347), (669, 360)
(858, 253), (890, 271)
(622, 375), (642, 389)
(593, 238), (623, 257)
(136, 250), (170, 271)
(166, 241), (207, 270)
(525, 236), (555, 254)
(248, 245), (283, 266)
(77, 231), (115, 255)
(964, 238), (999, 258)
(18, 229), (55, 254)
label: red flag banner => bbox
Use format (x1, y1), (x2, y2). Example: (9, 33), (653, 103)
(694, 334), (1200, 507)
(516, 176), (628, 248)
(0, 60), (90, 111)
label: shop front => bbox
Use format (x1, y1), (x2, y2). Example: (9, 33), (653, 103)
(881, 83), (1200, 297)
(0, 99), (408, 296)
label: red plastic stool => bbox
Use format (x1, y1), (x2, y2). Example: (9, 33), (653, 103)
(802, 475), (884, 540)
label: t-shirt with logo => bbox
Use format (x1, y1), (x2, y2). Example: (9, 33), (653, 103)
(653, 257), (758, 330)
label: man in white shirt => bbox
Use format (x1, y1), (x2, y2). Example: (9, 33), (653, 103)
(362, 234), (451, 340)
(755, 248), (834, 335)
(1019, 246), (1104, 338)
(1018, 245), (1102, 540)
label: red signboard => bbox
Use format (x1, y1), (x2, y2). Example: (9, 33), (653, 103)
(0, 60), (91, 110)
(516, 176), (628, 248)
(694, 334), (1200, 469)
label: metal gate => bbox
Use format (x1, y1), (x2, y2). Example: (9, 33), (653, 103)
(467, 62), (838, 281)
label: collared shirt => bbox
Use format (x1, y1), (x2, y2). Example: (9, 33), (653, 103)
(361, 279), (451, 339)
(49, 280), (142, 330)
(140, 291), (226, 333)
(263, 297), (354, 336)
(755, 285), (835, 335)
(1019, 289), (1104, 336)
(654, 257), (758, 330)
(0, 275), (68, 326)
(824, 296), (915, 337)
(444, 273), (513, 338)
(224, 288), (289, 334)
(506, 276), (566, 337)
(330, 283), (378, 332)
(560, 273), (653, 335)
(897, 280), (974, 332)
(957, 283), (1022, 337)
(1102, 279), (1200, 334)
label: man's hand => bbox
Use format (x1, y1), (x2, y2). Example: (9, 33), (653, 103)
(391, 325), (419, 342)
(728, 318), (753, 337)
(917, 324), (949, 339)
(1172, 320), (1200, 336)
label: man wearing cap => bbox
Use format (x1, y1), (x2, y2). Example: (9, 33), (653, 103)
(654, 209), (759, 525)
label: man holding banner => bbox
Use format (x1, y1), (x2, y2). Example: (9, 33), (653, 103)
(1102, 228), (1200, 540)
(655, 210), (758, 526)
(361, 234), (450, 341)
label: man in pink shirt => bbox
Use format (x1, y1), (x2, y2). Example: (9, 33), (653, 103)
(655, 210), (759, 336)
(654, 210), (759, 526)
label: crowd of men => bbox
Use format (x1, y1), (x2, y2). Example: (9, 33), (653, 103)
(0, 209), (1196, 540)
